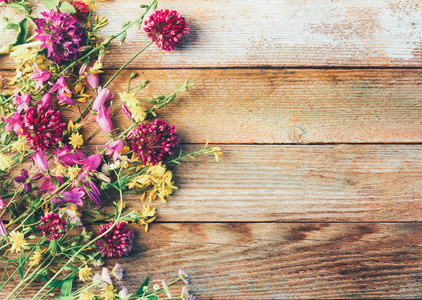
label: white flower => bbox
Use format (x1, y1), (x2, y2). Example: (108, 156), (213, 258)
(153, 284), (160, 290)
(181, 286), (196, 300)
(111, 263), (124, 280)
(162, 280), (172, 298)
(119, 287), (129, 299)
(178, 269), (189, 284)
(92, 258), (104, 267)
(102, 267), (112, 285)
(92, 273), (105, 288)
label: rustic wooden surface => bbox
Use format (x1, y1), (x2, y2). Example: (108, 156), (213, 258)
(1, 0), (422, 299)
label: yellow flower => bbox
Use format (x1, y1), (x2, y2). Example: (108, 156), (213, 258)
(9, 231), (27, 253)
(79, 290), (96, 300)
(54, 162), (66, 177)
(0, 153), (12, 171)
(11, 139), (26, 153)
(130, 105), (147, 122)
(140, 205), (156, 233)
(69, 132), (84, 149)
(119, 92), (138, 107)
(79, 266), (92, 282)
(211, 147), (223, 162)
(29, 249), (43, 266)
(67, 166), (79, 181)
(10, 47), (38, 65)
(74, 83), (91, 103)
(101, 284), (116, 300)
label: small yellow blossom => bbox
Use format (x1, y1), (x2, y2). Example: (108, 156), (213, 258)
(74, 83), (91, 103)
(130, 105), (147, 122)
(119, 92), (138, 107)
(29, 249), (43, 266)
(119, 92), (146, 122)
(102, 284), (116, 300)
(0, 153), (12, 171)
(79, 290), (96, 300)
(67, 166), (79, 181)
(11, 139), (26, 153)
(211, 147), (223, 162)
(10, 47), (38, 65)
(54, 162), (66, 177)
(140, 205), (156, 233)
(9, 231), (27, 253)
(69, 132), (84, 149)
(79, 266), (92, 282)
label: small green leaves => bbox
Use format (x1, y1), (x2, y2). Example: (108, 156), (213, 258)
(59, 2), (76, 14)
(136, 277), (149, 296)
(43, 0), (60, 10)
(60, 273), (75, 297)
(19, 250), (25, 280)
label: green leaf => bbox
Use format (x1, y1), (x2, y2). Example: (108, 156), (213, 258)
(6, 3), (30, 14)
(48, 239), (57, 252)
(48, 279), (65, 287)
(60, 274), (75, 297)
(10, 18), (28, 47)
(19, 250), (25, 280)
(59, 2), (76, 14)
(50, 175), (60, 187)
(43, 0), (59, 10)
(147, 295), (158, 300)
(136, 277), (149, 296)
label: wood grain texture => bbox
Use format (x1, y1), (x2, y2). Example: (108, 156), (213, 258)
(3, 0), (422, 68)
(2, 68), (421, 144)
(2, 223), (422, 299)
(100, 144), (422, 222)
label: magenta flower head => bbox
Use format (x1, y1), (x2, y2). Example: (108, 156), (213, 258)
(1, 112), (23, 136)
(30, 150), (48, 172)
(39, 175), (64, 193)
(95, 221), (134, 258)
(21, 107), (66, 151)
(52, 145), (85, 166)
(28, 65), (51, 91)
(13, 89), (30, 113)
(80, 153), (102, 171)
(128, 119), (179, 165)
(144, 9), (189, 51)
(39, 93), (53, 110)
(92, 87), (114, 112)
(37, 212), (67, 241)
(34, 9), (84, 64)
(96, 105), (113, 133)
(49, 77), (75, 105)
(105, 139), (124, 162)
(0, 220), (6, 237)
(55, 186), (85, 206)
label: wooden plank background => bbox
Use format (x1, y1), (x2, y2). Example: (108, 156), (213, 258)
(1, 0), (422, 299)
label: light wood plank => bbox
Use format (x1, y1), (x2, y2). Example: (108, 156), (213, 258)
(3, 0), (422, 68)
(2, 68), (422, 144)
(106, 144), (422, 222)
(2, 223), (422, 299)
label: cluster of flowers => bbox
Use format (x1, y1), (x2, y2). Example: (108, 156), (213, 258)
(0, 0), (220, 299)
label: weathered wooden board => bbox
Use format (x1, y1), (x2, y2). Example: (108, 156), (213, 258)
(3, 0), (422, 68)
(1, 68), (422, 144)
(3, 223), (422, 299)
(102, 144), (422, 222)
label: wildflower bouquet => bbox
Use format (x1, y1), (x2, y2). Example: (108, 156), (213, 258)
(0, 0), (220, 299)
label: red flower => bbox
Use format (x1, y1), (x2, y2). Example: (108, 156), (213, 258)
(144, 9), (189, 51)
(128, 119), (179, 165)
(94, 221), (134, 258)
(37, 212), (67, 241)
(21, 107), (66, 151)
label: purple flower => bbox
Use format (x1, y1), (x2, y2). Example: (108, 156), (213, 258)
(0, 197), (4, 209)
(105, 139), (124, 162)
(87, 180), (102, 206)
(121, 104), (132, 120)
(92, 87), (113, 112)
(13, 89), (30, 113)
(128, 119), (179, 165)
(34, 9), (84, 64)
(49, 77), (75, 105)
(144, 9), (189, 51)
(1, 112), (23, 136)
(57, 186), (85, 206)
(86, 74), (99, 89)
(39, 175), (64, 193)
(94, 221), (134, 258)
(28, 65), (51, 90)
(38, 93), (53, 110)
(37, 212), (67, 241)
(0, 220), (5, 237)
(96, 105), (113, 133)
(52, 145), (85, 166)
(80, 153), (102, 171)
(14, 169), (32, 193)
(30, 150), (48, 172)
